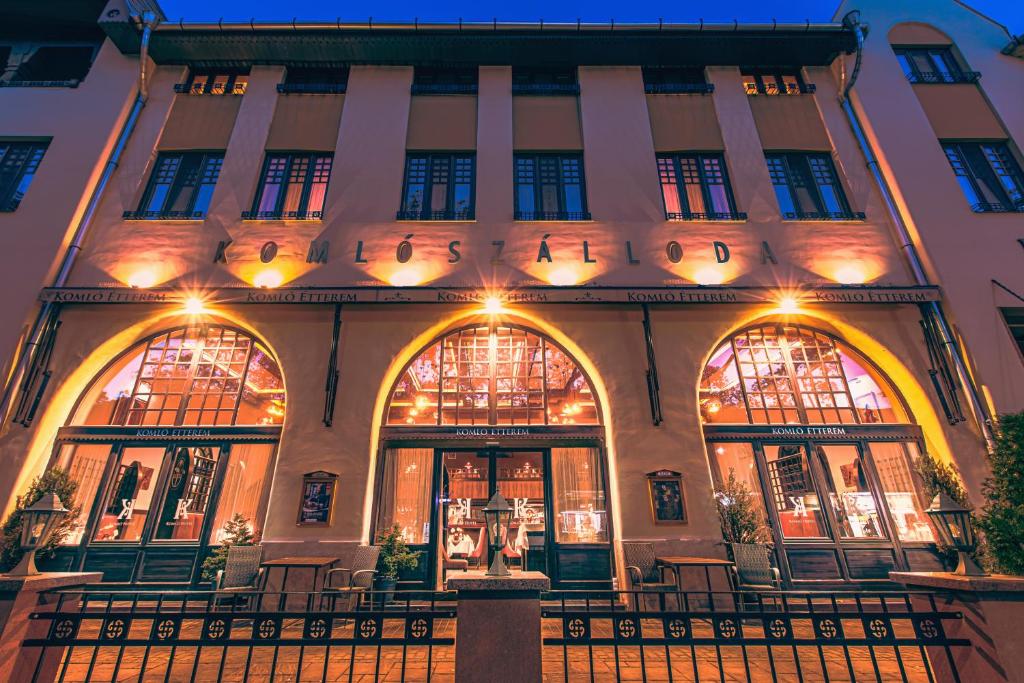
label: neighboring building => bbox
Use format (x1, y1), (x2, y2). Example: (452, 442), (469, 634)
(0, 0), (1018, 590)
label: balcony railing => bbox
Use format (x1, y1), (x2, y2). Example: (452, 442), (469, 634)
(174, 82), (247, 95)
(666, 210), (748, 221)
(397, 209), (474, 221)
(783, 210), (867, 221)
(411, 83), (478, 95)
(970, 201), (1024, 213)
(241, 210), (323, 220)
(644, 83), (715, 94)
(0, 79), (80, 88)
(277, 82), (347, 94)
(907, 71), (982, 84)
(122, 210), (206, 220)
(515, 210), (591, 221)
(745, 82), (816, 95)
(512, 83), (580, 95)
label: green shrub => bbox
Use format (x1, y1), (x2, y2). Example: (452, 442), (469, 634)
(977, 412), (1024, 575)
(714, 469), (772, 546)
(0, 469), (80, 572)
(200, 514), (256, 583)
(375, 525), (421, 580)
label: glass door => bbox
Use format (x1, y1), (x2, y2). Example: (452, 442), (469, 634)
(442, 451), (490, 572)
(495, 452), (546, 572)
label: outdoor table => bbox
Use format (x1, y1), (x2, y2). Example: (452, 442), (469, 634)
(260, 556), (340, 609)
(655, 556), (736, 594)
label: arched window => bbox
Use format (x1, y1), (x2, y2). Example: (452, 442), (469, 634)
(386, 323), (599, 426)
(72, 325), (285, 427)
(700, 324), (906, 425)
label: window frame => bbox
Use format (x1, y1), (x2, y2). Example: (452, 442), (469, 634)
(175, 69), (250, 96)
(125, 150), (224, 220)
(765, 152), (863, 221)
(411, 66), (479, 95)
(642, 67), (714, 94)
(741, 69), (815, 95)
(511, 66), (580, 95)
(277, 66), (349, 94)
(941, 140), (1024, 213)
(513, 152), (591, 221)
(245, 151), (333, 220)
(656, 152), (744, 220)
(892, 46), (978, 84)
(0, 140), (48, 212)
(398, 152), (477, 221)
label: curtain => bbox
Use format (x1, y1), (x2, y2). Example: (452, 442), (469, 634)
(377, 449), (433, 545)
(551, 447), (607, 543)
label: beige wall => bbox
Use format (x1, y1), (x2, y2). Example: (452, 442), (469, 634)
(646, 94), (724, 151)
(748, 95), (832, 151)
(911, 84), (1005, 139)
(265, 94), (345, 151)
(406, 95), (477, 150)
(513, 96), (583, 150)
(158, 94), (242, 150)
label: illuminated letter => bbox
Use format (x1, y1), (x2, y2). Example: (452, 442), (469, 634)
(306, 240), (329, 264)
(713, 241), (730, 264)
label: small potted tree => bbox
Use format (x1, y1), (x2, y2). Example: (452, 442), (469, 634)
(714, 470), (772, 556)
(375, 525), (421, 604)
(200, 513), (256, 586)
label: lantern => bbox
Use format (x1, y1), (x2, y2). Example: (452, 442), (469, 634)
(9, 493), (69, 576)
(925, 493), (985, 577)
(483, 489), (513, 577)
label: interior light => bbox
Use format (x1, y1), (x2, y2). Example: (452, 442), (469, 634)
(127, 269), (157, 289)
(777, 296), (800, 314)
(483, 296), (505, 315)
(253, 269), (283, 289)
(183, 297), (206, 315)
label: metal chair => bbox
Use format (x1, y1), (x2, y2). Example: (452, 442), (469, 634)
(729, 543), (782, 610)
(621, 542), (677, 611)
(213, 545), (264, 609)
(323, 545), (380, 612)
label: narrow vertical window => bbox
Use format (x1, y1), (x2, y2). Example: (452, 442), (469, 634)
(247, 152), (333, 219)
(765, 153), (858, 220)
(129, 151), (224, 219)
(941, 141), (1024, 213)
(513, 153), (589, 220)
(657, 153), (740, 220)
(0, 141), (48, 211)
(398, 153), (476, 220)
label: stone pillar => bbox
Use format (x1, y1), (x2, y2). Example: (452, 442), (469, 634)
(891, 571), (1024, 683)
(0, 572), (102, 682)
(447, 571), (550, 683)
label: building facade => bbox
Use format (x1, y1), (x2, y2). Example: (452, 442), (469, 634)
(0, 0), (1020, 590)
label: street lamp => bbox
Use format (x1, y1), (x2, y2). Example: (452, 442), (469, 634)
(9, 493), (68, 576)
(925, 493), (986, 577)
(483, 489), (513, 577)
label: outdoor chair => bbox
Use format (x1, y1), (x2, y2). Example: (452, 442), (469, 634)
(622, 542), (678, 611)
(729, 543), (782, 610)
(323, 545), (380, 612)
(212, 544), (264, 609)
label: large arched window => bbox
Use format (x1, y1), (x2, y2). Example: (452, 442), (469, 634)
(700, 324), (906, 425)
(72, 325), (285, 427)
(386, 323), (599, 426)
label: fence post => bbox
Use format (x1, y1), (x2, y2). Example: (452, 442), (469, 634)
(0, 572), (102, 683)
(447, 570), (550, 683)
(891, 571), (1024, 683)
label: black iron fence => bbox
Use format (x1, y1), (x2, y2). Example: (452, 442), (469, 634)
(24, 589), (455, 683)
(541, 589), (968, 683)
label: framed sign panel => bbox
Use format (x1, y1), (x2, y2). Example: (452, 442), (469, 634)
(297, 471), (338, 526)
(647, 470), (687, 525)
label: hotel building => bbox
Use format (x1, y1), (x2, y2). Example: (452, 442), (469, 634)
(0, 0), (1021, 589)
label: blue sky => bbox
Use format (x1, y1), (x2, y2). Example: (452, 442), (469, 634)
(159, 0), (1022, 32)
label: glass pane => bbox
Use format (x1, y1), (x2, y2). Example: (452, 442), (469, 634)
(870, 442), (936, 543)
(982, 144), (1024, 206)
(545, 343), (598, 425)
(442, 452), (488, 555)
(153, 446), (222, 541)
(166, 154), (202, 213)
(209, 443), (274, 542)
(403, 156), (427, 214)
(657, 158), (682, 215)
(515, 157), (535, 214)
(256, 156), (287, 214)
(552, 447), (607, 543)
(766, 157), (797, 215)
(282, 156), (308, 214)
(895, 54), (915, 79)
(143, 155), (180, 213)
(378, 448), (433, 545)
(497, 452), (546, 558)
(388, 341), (441, 425)
(763, 444), (829, 538)
(699, 341), (747, 423)
(54, 443), (112, 545)
(429, 156), (450, 213)
(92, 447), (166, 542)
(815, 445), (884, 538)
(709, 442), (771, 538)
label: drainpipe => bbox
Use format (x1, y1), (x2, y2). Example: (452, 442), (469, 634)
(0, 10), (160, 428)
(837, 10), (996, 452)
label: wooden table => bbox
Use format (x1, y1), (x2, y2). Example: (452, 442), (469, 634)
(260, 556), (340, 609)
(655, 556), (736, 594)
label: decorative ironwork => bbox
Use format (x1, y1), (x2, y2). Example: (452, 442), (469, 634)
(514, 211), (592, 221)
(240, 210), (324, 220)
(0, 79), (80, 88)
(666, 211), (748, 221)
(907, 71), (981, 84)
(122, 209), (207, 220)
(782, 210), (867, 220)
(396, 209), (474, 221)
(411, 83), (478, 94)
(511, 83), (580, 95)
(644, 83), (715, 94)
(277, 82), (347, 94)
(969, 201), (1024, 213)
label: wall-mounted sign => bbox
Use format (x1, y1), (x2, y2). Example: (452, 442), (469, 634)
(297, 471), (338, 526)
(647, 470), (687, 525)
(39, 285), (942, 306)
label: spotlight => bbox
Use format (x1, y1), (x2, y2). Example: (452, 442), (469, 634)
(483, 296), (504, 315)
(253, 269), (283, 288)
(777, 296), (800, 314)
(183, 297), (206, 315)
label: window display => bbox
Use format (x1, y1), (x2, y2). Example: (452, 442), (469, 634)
(870, 442), (936, 543)
(815, 445), (884, 539)
(377, 449), (433, 545)
(552, 448), (607, 543)
(92, 447), (165, 542)
(54, 443), (110, 545)
(763, 445), (829, 538)
(154, 446), (222, 540)
(209, 443), (274, 541)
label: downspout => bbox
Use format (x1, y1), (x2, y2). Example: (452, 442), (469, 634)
(0, 10), (159, 428)
(838, 10), (996, 451)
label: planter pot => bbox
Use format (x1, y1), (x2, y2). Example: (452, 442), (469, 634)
(375, 577), (398, 606)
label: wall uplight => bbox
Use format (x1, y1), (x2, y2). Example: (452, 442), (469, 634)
(253, 269), (283, 289)
(127, 269), (158, 289)
(548, 267), (579, 287)
(833, 265), (867, 285)
(183, 297), (207, 315)
(776, 296), (800, 314)
(483, 296), (505, 315)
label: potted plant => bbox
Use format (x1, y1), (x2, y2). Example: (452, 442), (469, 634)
(375, 525), (421, 603)
(714, 470), (772, 559)
(200, 513), (256, 586)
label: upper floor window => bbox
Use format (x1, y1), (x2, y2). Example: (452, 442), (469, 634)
(741, 69), (814, 95)
(893, 47), (978, 84)
(514, 153), (589, 221)
(125, 152), (224, 220)
(411, 66), (478, 94)
(175, 69), (249, 96)
(0, 44), (98, 87)
(278, 66), (348, 94)
(0, 141), (48, 212)
(642, 67), (713, 94)
(399, 153), (475, 220)
(657, 153), (742, 221)
(512, 66), (579, 95)
(1002, 309), (1024, 361)
(245, 152), (332, 220)
(942, 141), (1024, 213)
(766, 152), (863, 221)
